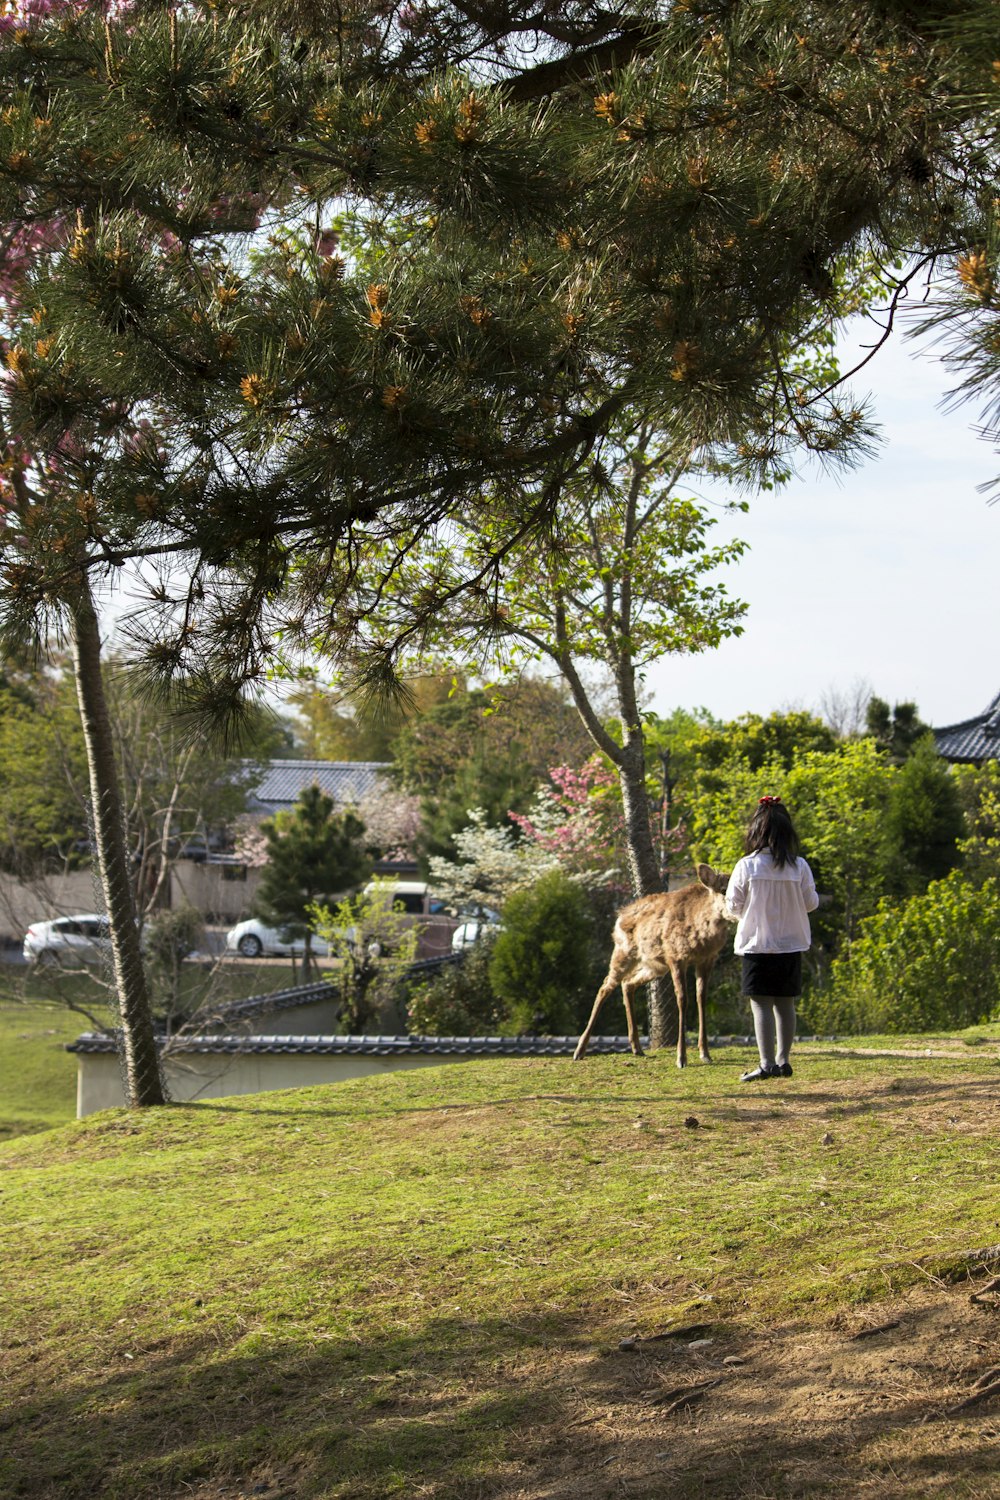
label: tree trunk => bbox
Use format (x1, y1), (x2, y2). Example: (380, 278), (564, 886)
(616, 734), (677, 1052)
(70, 577), (166, 1108)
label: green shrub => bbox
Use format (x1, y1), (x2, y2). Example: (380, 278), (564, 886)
(405, 942), (505, 1036)
(815, 871), (1000, 1033)
(488, 869), (592, 1034)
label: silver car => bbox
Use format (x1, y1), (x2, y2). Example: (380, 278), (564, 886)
(23, 914), (112, 966)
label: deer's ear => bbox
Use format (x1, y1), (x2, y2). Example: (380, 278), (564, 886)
(697, 863), (728, 893)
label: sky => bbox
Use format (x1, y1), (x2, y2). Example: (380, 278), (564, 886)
(643, 325), (1000, 734)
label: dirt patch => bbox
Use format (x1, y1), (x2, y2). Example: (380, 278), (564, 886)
(173, 1280), (1000, 1500)
(524, 1279), (1000, 1499)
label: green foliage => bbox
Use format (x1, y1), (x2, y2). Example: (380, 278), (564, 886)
(405, 942), (504, 1036)
(391, 678), (592, 862)
(254, 786), (370, 959)
(312, 878), (420, 1032)
(865, 697), (930, 764)
(688, 710), (839, 781)
(883, 736), (964, 896)
(688, 727), (965, 982)
(0, 667), (88, 872)
(143, 906), (205, 1031)
(954, 759), (1000, 886)
(819, 872), (1000, 1034)
(488, 869), (592, 1034)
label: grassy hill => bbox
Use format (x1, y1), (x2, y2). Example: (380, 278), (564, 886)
(3, 1046), (1000, 1499)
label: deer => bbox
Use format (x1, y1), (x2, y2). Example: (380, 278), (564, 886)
(573, 864), (735, 1069)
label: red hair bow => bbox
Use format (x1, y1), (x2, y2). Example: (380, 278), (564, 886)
(758, 795), (782, 806)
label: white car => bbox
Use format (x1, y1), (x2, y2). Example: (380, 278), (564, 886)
(23, 914), (112, 966)
(224, 918), (331, 959)
(451, 915), (501, 951)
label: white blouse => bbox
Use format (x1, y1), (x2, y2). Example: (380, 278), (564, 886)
(724, 850), (818, 955)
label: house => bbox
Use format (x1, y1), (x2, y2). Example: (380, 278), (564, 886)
(169, 758), (398, 921)
(245, 760), (390, 819)
(933, 691), (1000, 765)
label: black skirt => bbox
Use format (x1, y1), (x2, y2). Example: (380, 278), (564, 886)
(741, 951), (803, 999)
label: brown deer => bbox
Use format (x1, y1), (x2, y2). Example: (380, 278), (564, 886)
(574, 864), (734, 1068)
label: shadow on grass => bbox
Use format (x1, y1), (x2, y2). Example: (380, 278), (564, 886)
(5, 1295), (1000, 1500)
(0, 1315), (584, 1500)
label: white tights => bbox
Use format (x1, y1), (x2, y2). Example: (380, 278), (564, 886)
(749, 996), (797, 1069)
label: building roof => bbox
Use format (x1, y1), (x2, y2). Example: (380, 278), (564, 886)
(933, 691), (1000, 764)
(245, 760), (390, 817)
(204, 959), (457, 1026)
(67, 1032), (642, 1057)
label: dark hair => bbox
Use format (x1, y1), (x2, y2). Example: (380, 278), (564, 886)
(744, 799), (799, 868)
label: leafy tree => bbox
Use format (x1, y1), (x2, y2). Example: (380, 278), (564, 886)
(324, 420), (758, 1044)
(254, 786), (370, 976)
(312, 878), (419, 1031)
(689, 711), (839, 779)
(954, 759), (1000, 886)
(883, 735), (964, 896)
(391, 677), (593, 861)
(689, 738), (894, 969)
(819, 871), (1000, 1035)
(424, 808), (556, 916)
(0, 663), (88, 872)
(488, 869), (593, 1036)
(688, 734), (966, 981)
(641, 705), (720, 882)
(405, 941), (503, 1037)
(287, 675), (454, 761)
(865, 697), (931, 765)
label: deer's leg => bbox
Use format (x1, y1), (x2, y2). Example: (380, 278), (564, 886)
(573, 972), (620, 1061)
(694, 960), (714, 1062)
(667, 960), (687, 1069)
(621, 979), (645, 1056)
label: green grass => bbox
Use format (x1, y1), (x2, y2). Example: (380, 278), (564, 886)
(0, 961), (311, 1140)
(2, 1046), (1000, 1498)
(0, 999), (90, 1137)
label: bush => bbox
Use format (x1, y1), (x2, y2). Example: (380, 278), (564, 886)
(488, 869), (592, 1034)
(405, 942), (505, 1036)
(814, 870), (1000, 1033)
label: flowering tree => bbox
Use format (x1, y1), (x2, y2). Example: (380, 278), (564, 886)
(507, 759), (626, 885)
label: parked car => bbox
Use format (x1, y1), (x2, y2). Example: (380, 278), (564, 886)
(23, 914), (112, 966)
(364, 880), (450, 916)
(224, 918), (331, 959)
(451, 913), (501, 951)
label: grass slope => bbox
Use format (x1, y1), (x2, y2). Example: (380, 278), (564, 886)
(2, 1048), (1000, 1499)
(0, 1000), (86, 1137)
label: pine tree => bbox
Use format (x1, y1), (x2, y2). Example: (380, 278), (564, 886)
(1, 0), (999, 1080)
(254, 786), (371, 977)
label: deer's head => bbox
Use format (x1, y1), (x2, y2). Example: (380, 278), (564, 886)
(696, 863), (731, 896)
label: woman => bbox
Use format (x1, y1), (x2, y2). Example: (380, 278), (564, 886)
(725, 796), (818, 1082)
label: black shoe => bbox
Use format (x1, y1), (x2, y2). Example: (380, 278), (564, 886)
(740, 1065), (775, 1082)
(775, 1062), (793, 1078)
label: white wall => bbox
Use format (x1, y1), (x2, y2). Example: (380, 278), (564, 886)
(75, 1046), (471, 1117)
(0, 871), (102, 942)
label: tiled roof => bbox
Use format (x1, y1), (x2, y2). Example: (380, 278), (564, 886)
(67, 1032), (643, 1057)
(933, 691), (1000, 764)
(209, 958), (459, 1024)
(245, 760), (391, 816)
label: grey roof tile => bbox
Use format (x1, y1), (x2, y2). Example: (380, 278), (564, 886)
(67, 1032), (638, 1056)
(245, 760), (391, 816)
(933, 691), (1000, 763)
